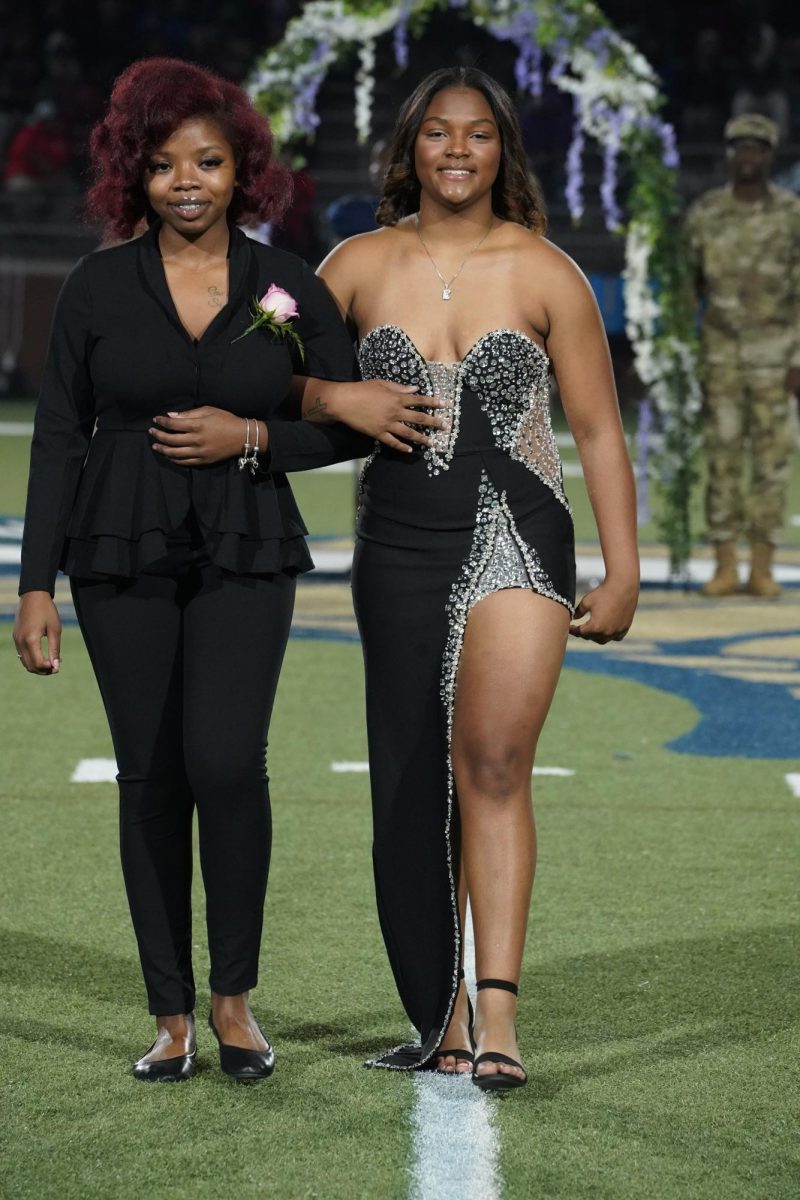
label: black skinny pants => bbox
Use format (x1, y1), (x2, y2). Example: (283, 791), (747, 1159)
(71, 550), (295, 1015)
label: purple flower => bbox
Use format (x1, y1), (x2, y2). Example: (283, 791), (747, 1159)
(600, 110), (624, 231)
(636, 397), (653, 525)
(565, 96), (585, 223)
(658, 121), (680, 169)
(291, 42), (329, 138)
(586, 28), (610, 69)
(393, 2), (412, 69)
(393, 19), (409, 69)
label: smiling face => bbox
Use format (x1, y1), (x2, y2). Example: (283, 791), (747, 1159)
(143, 116), (236, 237)
(413, 86), (501, 212)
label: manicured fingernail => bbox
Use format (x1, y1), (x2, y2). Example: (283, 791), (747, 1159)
(168, 411), (180, 417)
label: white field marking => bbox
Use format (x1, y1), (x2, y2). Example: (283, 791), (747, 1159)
(561, 461), (584, 477)
(785, 774), (800, 798)
(790, 515), (800, 527)
(71, 758), (117, 782)
(331, 761), (573, 778)
(408, 902), (501, 1200)
(307, 547), (800, 586)
(0, 421), (33, 436)
(0, 545), (21, 564)
(310, 440), (577, 472)
(311, 460), (361, 474)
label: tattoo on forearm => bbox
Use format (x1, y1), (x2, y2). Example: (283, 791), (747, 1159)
(208, 285), (224, 309)
(306, 396), (328, 420)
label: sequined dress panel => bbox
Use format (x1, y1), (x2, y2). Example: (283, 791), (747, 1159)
(351, 325), (576, 1070)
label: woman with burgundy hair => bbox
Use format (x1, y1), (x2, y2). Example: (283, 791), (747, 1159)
(11, 57), (425, 1082)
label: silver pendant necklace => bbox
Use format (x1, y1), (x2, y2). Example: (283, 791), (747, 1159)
(415, 213), (495, 300)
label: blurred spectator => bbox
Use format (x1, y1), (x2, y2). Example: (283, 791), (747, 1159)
(3, 101), (71, 216)
(324, 138), (390, 246)
(520, 86), (573, 203)
(680, 29), (732, 141)
(273, 166), (327, 264)
(35, 32), (103, 175)
(731, 19), (791, 141)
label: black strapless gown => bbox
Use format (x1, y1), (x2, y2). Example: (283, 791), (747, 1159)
(351, 325), (576, 1069)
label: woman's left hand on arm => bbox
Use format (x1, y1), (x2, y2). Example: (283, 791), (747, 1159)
(150, 407), (247, 466)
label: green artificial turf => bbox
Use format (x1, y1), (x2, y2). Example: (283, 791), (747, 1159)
(2, 631), (799, 1199)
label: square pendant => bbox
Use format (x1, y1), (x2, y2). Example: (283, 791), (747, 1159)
(442, 287), (451, 300)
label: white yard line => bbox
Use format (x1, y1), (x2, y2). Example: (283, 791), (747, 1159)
(785, 773), (800, 798)
(408, 904), (502, 1200)
(71, 759), (117, 782)
(0, 422), (33, 436)
(332, 761), (573, 778)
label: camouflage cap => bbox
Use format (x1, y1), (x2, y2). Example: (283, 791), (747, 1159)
(724, 113), (779, 147)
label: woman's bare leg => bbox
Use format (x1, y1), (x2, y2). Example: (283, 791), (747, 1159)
(451, 588), (569, 1080)
(435, 859), (471, 1073)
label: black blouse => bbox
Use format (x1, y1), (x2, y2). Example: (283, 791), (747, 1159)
(19, 221), (370, 594)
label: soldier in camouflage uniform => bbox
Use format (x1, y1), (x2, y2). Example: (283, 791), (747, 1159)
(684, 113), (800, 597)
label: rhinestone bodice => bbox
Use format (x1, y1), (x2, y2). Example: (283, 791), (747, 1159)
(358, 325), (568, 508)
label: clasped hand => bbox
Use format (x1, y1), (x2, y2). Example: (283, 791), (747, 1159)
(568, 579), (638, 644)
(150, 407), (245, 466)
(148, 382), (448, 467)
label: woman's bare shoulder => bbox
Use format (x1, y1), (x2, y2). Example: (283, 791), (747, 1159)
(318, 225), (405, 278)
(503, 223), (588, 282)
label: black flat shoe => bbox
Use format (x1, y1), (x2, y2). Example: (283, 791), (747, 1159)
(208, 1013), (275, 1081)
(471, 979), (528, 1093)
(132, 1047), (196, 1083)
(133, 1014), (197, 1082)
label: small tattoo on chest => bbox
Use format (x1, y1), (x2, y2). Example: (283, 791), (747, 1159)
(208, 285), (224, 309)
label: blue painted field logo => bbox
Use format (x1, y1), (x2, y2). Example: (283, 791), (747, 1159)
(570, 629), (800, 759)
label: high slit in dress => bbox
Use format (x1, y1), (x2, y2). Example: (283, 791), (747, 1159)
(351, 325), (576, 1069)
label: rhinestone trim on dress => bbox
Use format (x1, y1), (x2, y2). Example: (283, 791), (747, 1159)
(463, 333), (570, 512)
(359, 326), (570, 502)
(357, 325), (573, 1071)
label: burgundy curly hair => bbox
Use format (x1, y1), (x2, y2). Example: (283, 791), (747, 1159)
(86, 58), (291, 240)
(376, 67), (547, 234)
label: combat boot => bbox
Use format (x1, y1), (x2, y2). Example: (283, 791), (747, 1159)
(701, 541), (739, 597)
(747, 542), (782, 598)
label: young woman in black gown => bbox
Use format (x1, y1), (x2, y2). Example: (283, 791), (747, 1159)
(150, 67), (639, 1092)
(11, 58), (414, 1083)
(315, 68), (638, 1089)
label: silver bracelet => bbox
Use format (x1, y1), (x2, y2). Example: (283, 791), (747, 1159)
(237, 417), (252, 472)
(247, 419), (261, 475)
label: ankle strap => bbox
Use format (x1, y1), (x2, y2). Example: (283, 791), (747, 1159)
(476, 978), (518, 996)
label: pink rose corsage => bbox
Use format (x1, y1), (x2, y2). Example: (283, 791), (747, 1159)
(233, 283), (305, 362)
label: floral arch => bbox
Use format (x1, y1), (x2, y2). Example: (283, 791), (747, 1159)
(249, 0), (700, 576)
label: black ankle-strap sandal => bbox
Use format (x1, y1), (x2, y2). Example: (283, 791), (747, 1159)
(433, 968), (475, 1073)
(472, 979), (527, 1092)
